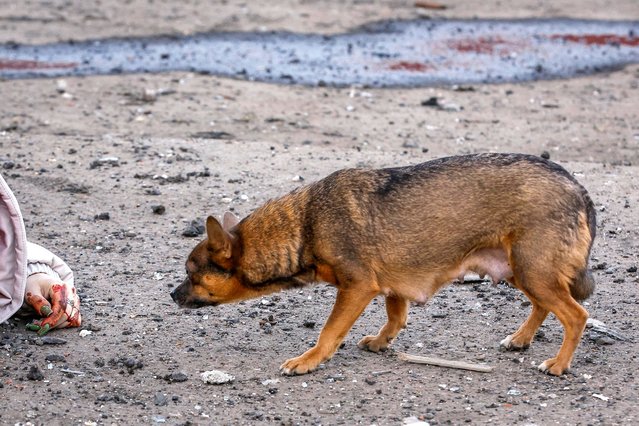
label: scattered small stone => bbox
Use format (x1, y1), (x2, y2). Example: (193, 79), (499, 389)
(541, 151), (551, 159)
(190, 131), (234, 140)
(94, 212), (110, 221)
(79, 329), (93, 337)
(154, 392), (169, 406)
(292, 175), (304, 182)
(507, 388), (521, 396)
(155, 173), (189, 184)
(452, 85), (475, 92)
(89, 156), (120, 169)
(27, 365), (44, 381)
(303, 320), (316, 329)
(245, 411), (264, 421)
(152, 205), (166, 215)
(200, 370), (234, 385)
(421, 97), (440, 107)
(182, 219), (205, 237)
(364, 376), (377, 385)
(590, 332), (615, 345)
(592, 262), (607, 270)
(123, 358), (138, 368)
(165, 371), (188, 383)
(45, 354), (66, 362)
(61, 183), (90, 194)
(627, 266), (637, 273)
(586, 318), (630, 341)
(40, 336), (67, 345)
(420, 97), (462, 111)
(109, 356), (144, 373)
(96, 393), (128, 404)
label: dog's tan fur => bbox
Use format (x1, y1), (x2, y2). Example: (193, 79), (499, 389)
(172, 153), (596, 376)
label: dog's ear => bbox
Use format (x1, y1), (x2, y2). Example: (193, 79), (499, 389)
(222, 211), (240, 231)
(206, 216), (232, 258)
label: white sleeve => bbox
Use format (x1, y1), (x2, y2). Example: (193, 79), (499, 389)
(0, 174), (28, 324)
(26, 242), (74, 287)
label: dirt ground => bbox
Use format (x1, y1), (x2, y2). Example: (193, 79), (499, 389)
(1, 1), (638, 425)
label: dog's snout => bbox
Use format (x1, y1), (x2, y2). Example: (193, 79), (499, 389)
(171, 278), (192, 306)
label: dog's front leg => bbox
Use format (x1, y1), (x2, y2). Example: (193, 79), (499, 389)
(280, 286), (378, 375)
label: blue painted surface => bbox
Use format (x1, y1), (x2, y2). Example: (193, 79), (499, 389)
(0, 19), (637, 87)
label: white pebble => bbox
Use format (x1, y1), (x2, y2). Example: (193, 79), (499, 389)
(200, 370), (234, 385)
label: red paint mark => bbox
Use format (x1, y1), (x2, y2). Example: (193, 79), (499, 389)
(550, 34), (639, 47)
(387, 61), (433, 72)
(447, 36), (516, 54)
(0, 59), (77, 71)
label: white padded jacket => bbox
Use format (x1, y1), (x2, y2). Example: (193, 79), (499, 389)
(0, 173), (74, 323)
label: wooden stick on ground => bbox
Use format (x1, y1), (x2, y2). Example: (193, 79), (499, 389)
(398, 352), (494, 373)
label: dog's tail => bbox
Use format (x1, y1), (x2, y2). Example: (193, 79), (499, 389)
(570, 268), (595, 302)
(570, 190), (597, 302)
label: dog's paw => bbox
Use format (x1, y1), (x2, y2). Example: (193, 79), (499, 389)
(279, 351), (323, 376)
(538, 357), (569, 376)
(499, 334), (530, 352)
(357, 335), (391, 353)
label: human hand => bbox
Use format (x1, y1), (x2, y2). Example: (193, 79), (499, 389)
(24, 273), (81, 335)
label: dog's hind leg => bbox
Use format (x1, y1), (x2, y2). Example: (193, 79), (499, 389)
(358, 295), (409, 352)
(507, 237), (589, 376)
(280, 284), (378, 375)
(537, 289), (588, 375)
(500, 300), (549, 351)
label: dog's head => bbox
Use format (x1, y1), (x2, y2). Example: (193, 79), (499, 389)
(171, 212), (247, 308)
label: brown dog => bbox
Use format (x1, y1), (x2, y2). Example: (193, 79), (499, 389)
(171, 153), (596, 376)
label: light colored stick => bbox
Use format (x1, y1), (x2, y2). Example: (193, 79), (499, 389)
(398, 352), (494, 373)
